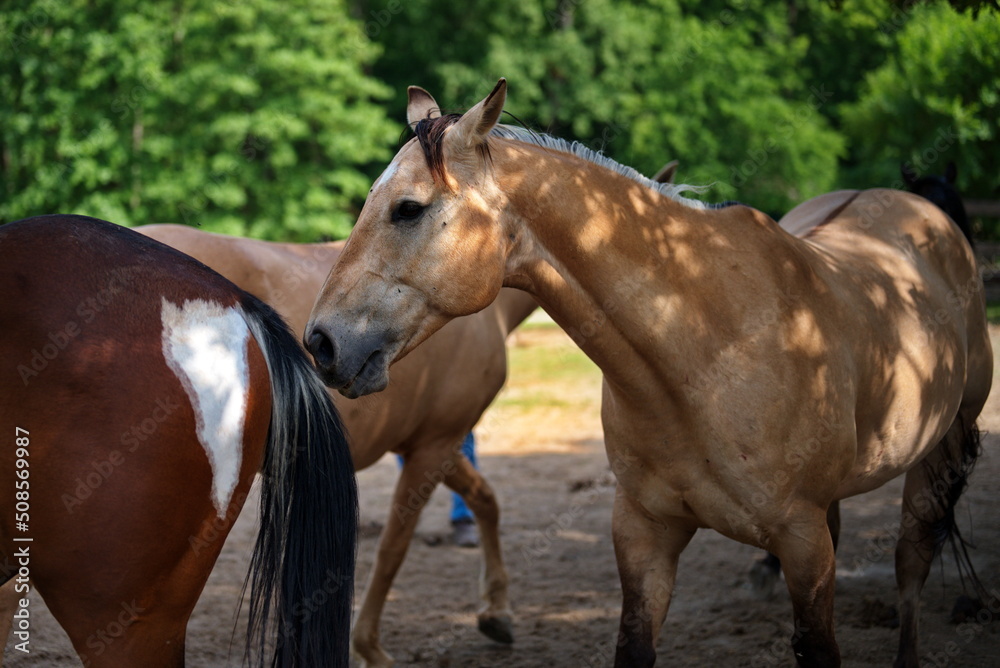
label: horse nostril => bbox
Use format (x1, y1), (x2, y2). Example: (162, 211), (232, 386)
(306, 330), (336, 368)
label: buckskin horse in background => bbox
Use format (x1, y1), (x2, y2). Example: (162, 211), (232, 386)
(902, 161), (973, 247)
(135, 222), (537, 667)
(304, 80), (992, 668)
(0, 215), (357, 667)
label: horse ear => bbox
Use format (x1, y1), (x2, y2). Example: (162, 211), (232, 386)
(445, 78), (507, 151)
(653, 160), (679, 184)
(945, 161), (958, 184)
(901, 162), (918, 188)
(407, 86), (441, 129)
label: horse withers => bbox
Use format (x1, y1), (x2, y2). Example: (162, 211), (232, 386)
(304, 80), (992, 668)
(0, 215), (357, 667)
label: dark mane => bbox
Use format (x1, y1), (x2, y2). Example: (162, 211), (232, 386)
(414, 114), (463, 181)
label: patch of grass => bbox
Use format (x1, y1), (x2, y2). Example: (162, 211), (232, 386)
(518, 319), (561, 331)
(496, 394), (580, 409)
(507, 340), (599, 386)
(497, 331), (602, 412)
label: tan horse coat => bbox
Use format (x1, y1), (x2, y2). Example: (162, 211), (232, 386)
(305, 80), (991, 668)
(136, 224), (536, 667)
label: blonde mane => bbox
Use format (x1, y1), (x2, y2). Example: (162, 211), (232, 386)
(413, 114), (709, 210)
(489, 124), (709, 210)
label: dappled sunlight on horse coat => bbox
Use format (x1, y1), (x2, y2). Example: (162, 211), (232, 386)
(307, 80), (991, 668)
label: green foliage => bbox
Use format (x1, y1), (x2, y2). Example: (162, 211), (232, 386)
(840, 2), (1000, 201)
(366, 0), (844, 215)
(1, 0), (399, 240)
(2, 0), (997, 238)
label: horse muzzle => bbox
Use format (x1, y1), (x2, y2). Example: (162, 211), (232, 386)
(305, 323), (391, 398)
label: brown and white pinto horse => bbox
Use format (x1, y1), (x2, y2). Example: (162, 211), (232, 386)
(133, 223), (536, 667)
(0, 215), (357, 667)
(305, 80), (992, 668)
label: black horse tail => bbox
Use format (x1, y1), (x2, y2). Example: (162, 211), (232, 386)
(925, 411), (987, 602)
(239, 293), (358, 668)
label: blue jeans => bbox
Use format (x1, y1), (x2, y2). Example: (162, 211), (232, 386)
(397, 433), (477, 523)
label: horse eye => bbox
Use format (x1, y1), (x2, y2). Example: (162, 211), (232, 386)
(392, 200), (426, 223)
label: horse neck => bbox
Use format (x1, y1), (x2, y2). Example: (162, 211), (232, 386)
(495, 141), (775, 396)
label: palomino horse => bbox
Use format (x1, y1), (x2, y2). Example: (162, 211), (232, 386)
(134, 224), (537, 667)
(0, 215), (357, 667)
(304, 80), (992, 668)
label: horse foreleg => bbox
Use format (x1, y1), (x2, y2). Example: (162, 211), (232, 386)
(772, 507), (840, 667)
(612, 487), (695, 668)
(442, 452), (512, 644)
(750, 500), (842, 599)
(352, 447), (445, 668)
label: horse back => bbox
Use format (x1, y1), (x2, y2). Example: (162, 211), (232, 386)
(138, 224), (343, 337)
(778, 190), (862, 238)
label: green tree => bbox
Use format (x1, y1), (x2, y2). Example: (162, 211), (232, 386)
(1, 0), (399, 240)
(364, 0), (843, 215)
(839, 2), (999, 200)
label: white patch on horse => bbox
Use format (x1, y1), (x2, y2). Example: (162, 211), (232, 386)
(372, 159), (400, 190)
(161, 297), (249, 518)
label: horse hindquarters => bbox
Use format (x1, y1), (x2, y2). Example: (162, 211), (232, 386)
(0, 351), (267, 667)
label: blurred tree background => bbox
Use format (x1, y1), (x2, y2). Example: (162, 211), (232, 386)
(2, 0), (998, 239)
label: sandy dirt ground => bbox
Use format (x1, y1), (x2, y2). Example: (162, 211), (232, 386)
(5, 325), (1000, 667)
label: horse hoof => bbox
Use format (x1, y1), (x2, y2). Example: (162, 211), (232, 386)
(747, 560), (780, 600)
(477, 613), (514, 644)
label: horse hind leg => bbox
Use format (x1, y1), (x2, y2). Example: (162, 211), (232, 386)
(352, 443), (452, 668)
(442, 452), (512, 644)
(894, 412), (984, 668)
